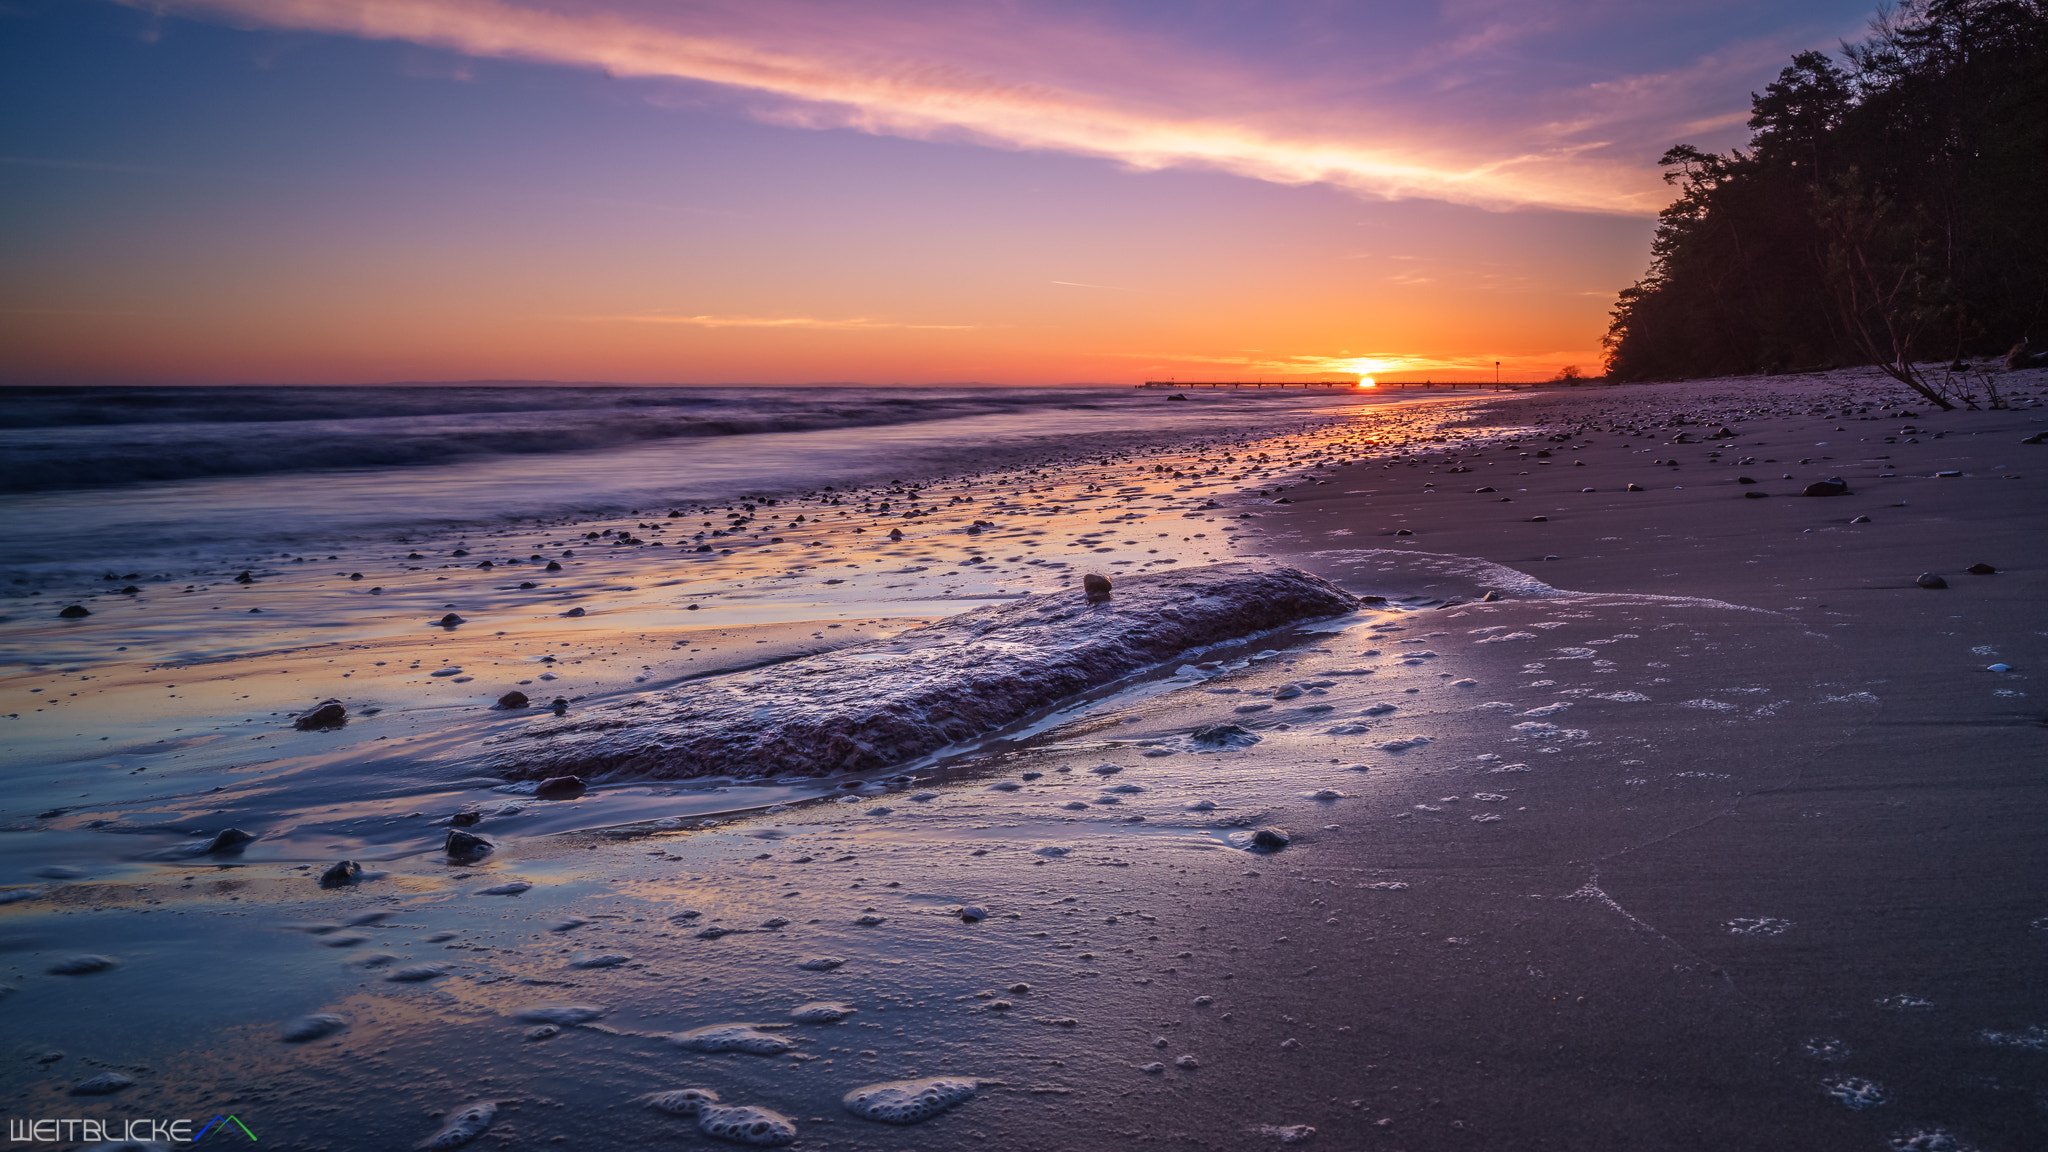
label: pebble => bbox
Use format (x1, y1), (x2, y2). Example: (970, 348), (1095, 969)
(417, 1101), (496, 1150)
(841, 1077), (979, 1125)
(533, 775), (586, 800)
(1966, 562), (1997, 574)
(293, 700), (349, 730)
(790, 1001), (857, 1022)
(671, 1023), (796, 1055)
(199, 828), (255, 854)
(1082, 573), (1112, 596)
(796, 957), (845, 971)
(1175, 1055), (1200, 1069)
(47, 954), (116, 975)
(1250, 827), (1291, 851)
(495, 691), (530, 709)
(388, 963), (450, 982)
(570, 954), (630, 969)
(526, 1025), (559, 1041)
(445, 829), (495, 858)
(1987, 663), (2011, 673)
(318, 860), (362, 888)
(959, 905), (989, 921)
(1089, 764), (1123, 775)
(429, 667), (464, 677)
(1916, 573), (1948, 589)
(58, 605), (91, 619)
(281, 1013), (348, 1042)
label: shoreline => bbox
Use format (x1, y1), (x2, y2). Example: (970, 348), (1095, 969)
(2, 367), (2045, 1150)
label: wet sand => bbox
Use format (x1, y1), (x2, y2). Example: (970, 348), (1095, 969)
(3, 370), (2046, 1150)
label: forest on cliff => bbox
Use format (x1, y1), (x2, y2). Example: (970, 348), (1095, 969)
(1603, 0), (2048, 385)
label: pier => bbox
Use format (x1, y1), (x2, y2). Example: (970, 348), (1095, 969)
(1138, 380), (1543, 391)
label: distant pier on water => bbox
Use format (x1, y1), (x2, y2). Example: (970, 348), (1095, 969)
(1137, 379), (1542, 391)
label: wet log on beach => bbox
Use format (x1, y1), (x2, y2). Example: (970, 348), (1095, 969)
(485, 562), (1357, 781)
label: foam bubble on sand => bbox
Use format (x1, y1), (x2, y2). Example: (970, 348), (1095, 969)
(281, 1013), (347, 1042)
(1375, 736), (1431, 751)
(517, 1004), (607, 1025)
(0, 888), (43, 905)
(1681, 699), (1738, 711)
(791, 1001), (857, 1023)
(487, 564), (1356, 781)
(57, 1066), (129, 1096)
(841, 1078), (978, 1125)
(698, 1105), (799, 1147)
(1979, 1025), (2048, 1050)
(796, 957), (844, 971)
(1875, 994), (1935, 1011)
(1725, 917), (1793, 936)
(1593, 691), (1650, 702)
(417, 1102), (495, 1150)
(1477, 632), (1538, 644)
(1521, 703), (1571, 716)
(645, 1088), (722, 1116)
(1822, 1077), (1886, 1110)
(1803, 1036), (1850, 1062)
(1251, 1124), (1316, 1144)
(672, 1024), (795, 1055)
(1889, 1129), (1981, 1151)
(472, 880), (532, 895)
(1821, 691), (1881, 704)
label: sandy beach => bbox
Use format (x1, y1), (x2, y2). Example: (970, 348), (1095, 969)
(3, 368), (2045, 1151)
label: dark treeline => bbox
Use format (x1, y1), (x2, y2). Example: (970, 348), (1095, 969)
(1603, 0), (2048, 404)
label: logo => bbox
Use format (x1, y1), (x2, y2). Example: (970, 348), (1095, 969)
(195, 1115), (259, 1142)
(7, 1114), (256, 1144)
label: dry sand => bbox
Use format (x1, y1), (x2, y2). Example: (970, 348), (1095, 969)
(2, 369), (2044, 1151)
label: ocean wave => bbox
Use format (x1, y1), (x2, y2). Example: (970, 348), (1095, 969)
(0, 385), (1110, 493)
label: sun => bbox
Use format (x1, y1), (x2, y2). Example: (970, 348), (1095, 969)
(1354, 378), (1376, 388)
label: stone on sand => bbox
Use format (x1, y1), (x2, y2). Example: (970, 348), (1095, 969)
(444, 829), (494, 858)
(318, 860), (362, 888)
(294, 700), (348, 730)
(1082, 573), (1112, 597)
(495, 691), (530, 709)
(1916, 573), (1949, 589)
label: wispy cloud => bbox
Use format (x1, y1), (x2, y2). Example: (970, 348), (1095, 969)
(131, 0), (1670, 215)
(588, 314), (976, 330)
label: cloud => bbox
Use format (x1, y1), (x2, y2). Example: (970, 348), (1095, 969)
(132, 0), (1670, 215)
(587, 313), (976, 330)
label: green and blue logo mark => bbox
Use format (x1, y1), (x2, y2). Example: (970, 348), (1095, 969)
(194, 1114), (258, 1142)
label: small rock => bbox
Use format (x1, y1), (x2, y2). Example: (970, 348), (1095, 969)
(1966, 562), (1997, 575)
(1082, 573), (1112, 597)
(294, 700), (349, 730)
(560, 606), (586, 617)
(526, 1024), (559, 1041)
(1916, 573), (1948, 589)
(201, 828), (255, 854)
(534, 775), (586, 800)
(445, 829), (495, 858)
(1802, 479), (1850, 497)
(1988, 663), (2012, 673)
(959, 905), (989, 922)
(1849, 515), (1871, 523)
(435, 612), (465, 627)
(47, 954), (115, 975)
(1250, 827), (1291, 852)
(474, 880), (531, 895)
(550, 698), (569, 715)
(495, 691), (530, 709)
(57, 605), (90, 619)
(318, 860), (362, 888)
(1626, 483), (1643, 492)
(448, 811), (481, 827)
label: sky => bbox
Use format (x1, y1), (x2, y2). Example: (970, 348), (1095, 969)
(1, 0), (1881, 386)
